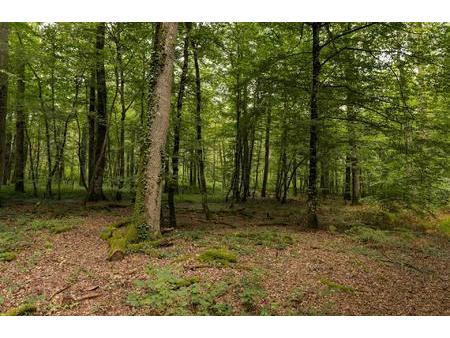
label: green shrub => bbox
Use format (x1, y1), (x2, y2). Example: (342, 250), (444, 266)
(198, 248), (237, 266)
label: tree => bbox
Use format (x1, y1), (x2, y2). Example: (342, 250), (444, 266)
(133, 22), (178, 238)
(192, 30), (211, 219)
(0, 23), (9, 188)
(14, 32), (26, 192)
(87, 22), (108, 201)
(168, 22), (191, 227)
(306, 22), (321, 229)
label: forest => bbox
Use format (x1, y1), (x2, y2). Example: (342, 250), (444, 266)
(0, 22), (449, 316)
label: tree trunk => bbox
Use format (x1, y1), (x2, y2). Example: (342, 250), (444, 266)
(343, 155), (351, 202)
(133, 22), (178, 238)
(14, 42), (26, 193)
(87, 23), (108, 201)
(192, 37), (211, 219)
(87, 70), (96, 187)
(261, 106), (271, 197)
(307, 22), (321, 229)
(168, 23), (191, 227)
(0, 23), (9, 188)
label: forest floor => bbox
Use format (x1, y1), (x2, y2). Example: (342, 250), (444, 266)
(0, 194), (449, 315)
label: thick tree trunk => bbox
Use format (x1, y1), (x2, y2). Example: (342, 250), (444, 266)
(307, 22), (321, 229)
(133, 22), (178, 238)
(0, 23), (9, 188)
(192, 38), (211, 219)
(87, 23), (108, 201)
(14, 45), (26, 193)
(168, 23), (191, 227)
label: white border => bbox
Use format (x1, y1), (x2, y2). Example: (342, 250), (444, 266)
(0, 0), (449, 21)
(1, 316), (448, 338)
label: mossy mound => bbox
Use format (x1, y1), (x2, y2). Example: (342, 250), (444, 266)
(198, 248), (237, 266)
(1, 303), (37, 316)
(0, 251), (17, 262)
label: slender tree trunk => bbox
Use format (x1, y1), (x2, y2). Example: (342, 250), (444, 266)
(230, 68), (242, 203)
(192, 37), (211, 219)
(0, 23), (9, 189)
(88, 70), (96, 186)
(116, 34), (126, 201)
(344, 154), (351, 202)
(261, 106), (271, 197)
(307, 22), (321, 229)
(168, 23), (191, 227)
(14, 43), (26, 193)
(133, 22), (178, 238)
(88, 23), (108, 201)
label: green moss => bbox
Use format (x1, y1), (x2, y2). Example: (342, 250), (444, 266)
(30, 217), (82, 234)
(438, 218), (450, 236)
(1, 303), (37, 316)
(100, 226), (115, 240)
(0, 251), (17, 262)
(105, 223), (139, 260)
(198, 248), (237, 266)
(320, 278), (355, 293)
(127, 238), (173, 257)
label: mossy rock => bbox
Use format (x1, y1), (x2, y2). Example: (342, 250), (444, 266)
(1, 303), (37, 316)
(198, 248), (237, 266)
(0, 251), (17, 262)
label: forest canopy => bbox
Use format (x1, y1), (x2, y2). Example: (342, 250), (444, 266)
(0, 22), (448, 228)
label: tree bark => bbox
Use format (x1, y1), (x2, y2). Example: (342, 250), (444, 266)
(168, 23), (191, 227)
(192, 37), (211, 219)
(133, 22), (178, 238)
(261, 106), (271, 197)
(14, 38), (26, 193)
(0, 23), (9, 188)
(87, 23), (108, 201)
(87, 70), (96, 187)
(307, 22), (321, 229)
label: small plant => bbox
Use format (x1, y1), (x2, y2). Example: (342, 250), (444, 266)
(0, 251), (17, 262)
(239, 269), (266, 314)
(198, 248), (237, 266)
(345, 225), (390, 246)
(127, 266), (232, 315)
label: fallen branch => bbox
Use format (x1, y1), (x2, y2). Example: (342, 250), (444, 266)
(48, 284), (72, 300)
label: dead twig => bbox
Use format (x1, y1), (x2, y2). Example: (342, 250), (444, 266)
(48, 284), (72, 300)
